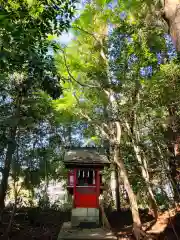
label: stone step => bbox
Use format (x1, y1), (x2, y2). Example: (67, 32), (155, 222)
(58, 222), (117, 240)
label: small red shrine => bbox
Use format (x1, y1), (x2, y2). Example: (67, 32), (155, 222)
(64, 147), (109, 227)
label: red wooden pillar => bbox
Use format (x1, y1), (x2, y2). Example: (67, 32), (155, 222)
(73, 168), (77, 208)
(96, 169), (100, 207)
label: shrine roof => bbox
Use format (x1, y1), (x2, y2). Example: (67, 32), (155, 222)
(63, 147), (110, 166)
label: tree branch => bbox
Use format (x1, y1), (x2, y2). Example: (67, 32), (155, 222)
(60, 49), (98, 88)
(72, 26), (108, 40)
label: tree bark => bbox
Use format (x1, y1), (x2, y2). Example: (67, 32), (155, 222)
(111, 120), (141, 228)
(100, 198), (111, 230)
(0, 127), (17, 209)
(113, 143), (147, 239)
(104, 87), (143, 237)
(166, 105), (180, 201)
(0, 95), (21, 210)
(115, 163), (121, 211)
(132, 144), (158, 219)
(113, 144), (141, 227)
(163, 0), (180, 51)
(125, 118), (158, 219)
(110, 165), (121, 211)
(6, 179), (22, 236)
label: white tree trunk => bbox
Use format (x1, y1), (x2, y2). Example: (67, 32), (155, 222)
(133, 144), (158, 219)
(110, 170), (116, 207)
(114, 144), (141, 227)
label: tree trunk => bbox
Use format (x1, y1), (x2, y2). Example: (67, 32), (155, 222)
(163, 0), (180, 51)
(166, 106), (180, 201)
(6, 178), (21, 236)
(115, 163), (121, 211)
(113, 143), (142, 229)
(110, 165), (121, 210)
(100, 198), (111, 230)
(125, 118), (158, 219)
(132, 144), (158, 219)
(44, 157), (49, 207)
(156, 143), (180, 202)
(113, 144), (147, 239)
(0, 95), (21, 210)
(0, 127), (17, 210)
(110, 169), (116, 208)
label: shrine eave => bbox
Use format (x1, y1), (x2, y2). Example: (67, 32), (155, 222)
(63, 148), (110, 168)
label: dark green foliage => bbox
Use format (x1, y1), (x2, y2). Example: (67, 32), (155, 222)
(0, 0), (77, 209)
(0, 0), (76, 97)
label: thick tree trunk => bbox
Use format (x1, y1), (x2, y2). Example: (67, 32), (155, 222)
(110, 165), (121, 211)
(0, 127), (17, 209)
(110, 169), (117, 208)
(164, 0), (180, 51)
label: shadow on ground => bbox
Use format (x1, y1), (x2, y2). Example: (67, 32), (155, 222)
(107, 208), (180, 240)
(155, 211), (180, 240)
(0, 207), (71, 240)
(106, 208), (154, 239)
(1, 207), (180, 240)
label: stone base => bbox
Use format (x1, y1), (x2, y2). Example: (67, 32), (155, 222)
(58, 222), (117, 240)
(71, 208), (99, 227)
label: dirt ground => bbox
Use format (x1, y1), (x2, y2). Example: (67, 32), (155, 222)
(108, 208), (180, 239)
(107, 208), (153, 239)
(0, 207), (180, 240)
(0, 207), (71, 240)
